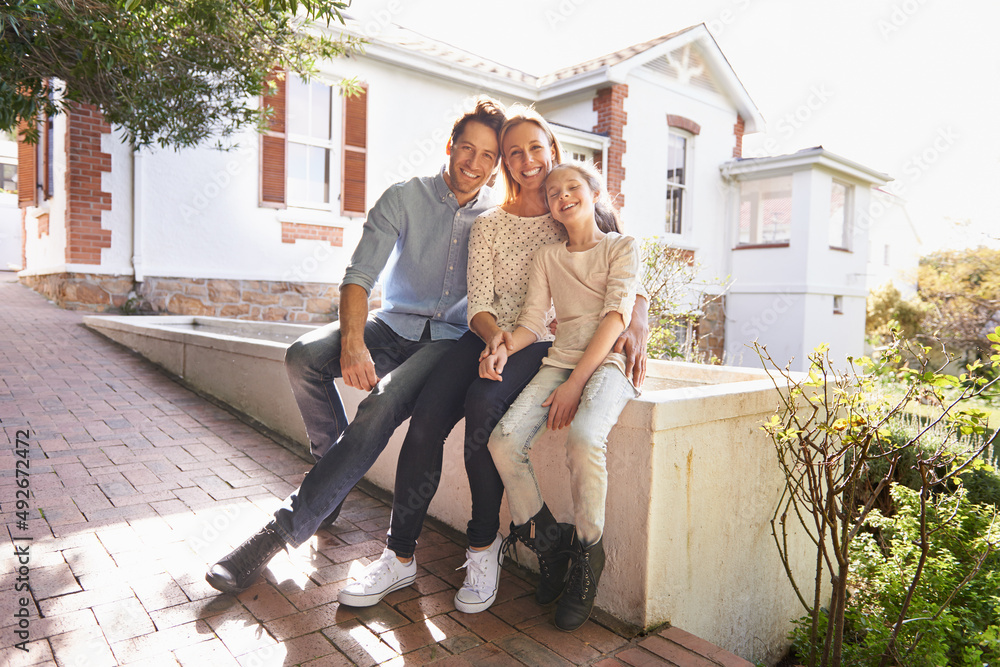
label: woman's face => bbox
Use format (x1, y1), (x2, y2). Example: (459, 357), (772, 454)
(502, 121), (556, 193)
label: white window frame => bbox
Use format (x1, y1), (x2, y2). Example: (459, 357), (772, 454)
(286, 75), (336, 211)
(666, 130), (691, 235)
(829, 179), (854, 251)
(737, 175), (794, 246)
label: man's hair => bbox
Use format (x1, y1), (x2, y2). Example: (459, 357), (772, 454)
(450, 96), (507, 146)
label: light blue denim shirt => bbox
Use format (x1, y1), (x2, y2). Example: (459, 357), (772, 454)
(342, 167), (497, 341)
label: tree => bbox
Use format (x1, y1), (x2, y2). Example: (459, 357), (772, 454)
(917, 247), (1000, 366)
(1, 0), (362, 149)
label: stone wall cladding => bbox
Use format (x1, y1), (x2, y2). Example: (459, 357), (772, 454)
(20, 273), (349, 323)
(21, 273), (135, 312)
(139, 277), (341, 322)
(695, 294), (726, 362)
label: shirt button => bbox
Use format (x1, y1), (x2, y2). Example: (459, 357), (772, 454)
(445, 291), (450, 296)
(453, 239), (458, 244)
(448, 265), (453, 270)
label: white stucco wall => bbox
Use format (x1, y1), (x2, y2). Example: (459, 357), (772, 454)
(725, 166), (873, 372)
(21, 113), (69, 276)
(132, 59), (534, 286)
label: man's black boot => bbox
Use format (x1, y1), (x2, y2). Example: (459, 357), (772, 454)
(554, 536), (605, 631)
(205, 521), (286, 595)
(504, 504), (575, 604)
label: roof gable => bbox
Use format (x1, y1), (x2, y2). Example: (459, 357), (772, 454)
(335, 20), (763, 132)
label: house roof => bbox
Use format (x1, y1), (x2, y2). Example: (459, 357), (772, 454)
(334, 19), (764, 132)
(721, 146), (892, 185)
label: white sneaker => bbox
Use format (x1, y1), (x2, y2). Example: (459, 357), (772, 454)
(337, 549), (416, 607)
(454, 534), (504, 613)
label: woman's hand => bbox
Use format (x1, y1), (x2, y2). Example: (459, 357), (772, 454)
(542, 379), (584, 430)
(479, 346), (509, 381)
(480, 329), (514, 361)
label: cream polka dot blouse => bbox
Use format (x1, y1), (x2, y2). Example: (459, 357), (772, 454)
(467, 207), (567, 336)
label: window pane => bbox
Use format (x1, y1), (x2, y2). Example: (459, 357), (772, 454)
(310, 83), (332, 140)
(287, 76), (310, 136)
(666, 187), (683, 234)
(287, 143), (330, 205)
(738, 176), (793, 245)
(287, 77), (332, 140)
(667, 134), (686, 185)
(829, 181), (849, 248)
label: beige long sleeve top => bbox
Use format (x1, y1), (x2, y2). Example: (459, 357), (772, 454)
(515, 232), (641, 377)
(466, 207), (567, 335)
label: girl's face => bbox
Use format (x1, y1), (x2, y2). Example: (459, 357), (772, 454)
(502, 122), (556, 192)
(545, 168), (599, 226)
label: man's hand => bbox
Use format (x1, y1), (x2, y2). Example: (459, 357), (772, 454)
(614, 298), (650, 387)
(341, 344), (379, 391)
(479, 346), (509, 381)
(542, 379), (584, 430)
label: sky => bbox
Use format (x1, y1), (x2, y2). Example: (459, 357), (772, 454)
(349, 0), (999, 251)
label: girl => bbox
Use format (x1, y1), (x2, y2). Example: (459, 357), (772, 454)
(482, 162), (642, 631)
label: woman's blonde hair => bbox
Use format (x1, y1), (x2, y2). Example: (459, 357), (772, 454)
(545, 162), (621, 234)
(498, 105), (564, 204)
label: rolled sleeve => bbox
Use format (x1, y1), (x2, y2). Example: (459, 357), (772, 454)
(341, 185), (402, 295)
(600, 236), (641, 329)
(514, 249), (552, 341)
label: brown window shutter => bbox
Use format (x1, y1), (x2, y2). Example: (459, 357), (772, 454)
(260, 69), (287, 207)
(17, 119), (37, 208)
(342, 85), (367, 216)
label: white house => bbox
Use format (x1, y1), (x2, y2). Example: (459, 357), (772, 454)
(0, 132), (20, 270)
(15, 19), (890, 371)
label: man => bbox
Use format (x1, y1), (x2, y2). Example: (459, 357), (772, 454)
(205, 97), (507, 594)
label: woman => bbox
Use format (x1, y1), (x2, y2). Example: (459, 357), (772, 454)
(336, 106), (648, 614)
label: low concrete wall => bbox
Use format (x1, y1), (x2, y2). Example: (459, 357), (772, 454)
(84, 314), (814, 664)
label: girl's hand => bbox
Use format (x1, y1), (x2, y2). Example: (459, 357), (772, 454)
(479, 347), (509, 381)
(480, 330), (513, 362)
(542, 380), (584, 430)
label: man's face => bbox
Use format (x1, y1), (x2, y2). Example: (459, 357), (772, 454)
(445, 120), (500, 201)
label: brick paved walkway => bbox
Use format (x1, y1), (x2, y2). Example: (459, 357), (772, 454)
(0, 273), (754, 667)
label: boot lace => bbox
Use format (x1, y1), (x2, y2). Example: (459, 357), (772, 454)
(564, 550), (596, 600)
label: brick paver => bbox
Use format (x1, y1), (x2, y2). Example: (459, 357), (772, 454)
(0, 273), (755, 666)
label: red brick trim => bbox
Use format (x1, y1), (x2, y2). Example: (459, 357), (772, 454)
(37, 213), (49, 238)
(733, 115), (745, 158)
(666, 115), (701, 136)
(280, 222), (344, 246)
(593, 84), (628, 208)
(65, 103), (113, 265)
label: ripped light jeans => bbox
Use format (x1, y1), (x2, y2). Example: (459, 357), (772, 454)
(488, 363), (637, 547)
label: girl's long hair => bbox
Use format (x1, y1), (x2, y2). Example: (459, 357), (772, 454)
(546, 162), (621, 234)
(498, 105), (564, 205)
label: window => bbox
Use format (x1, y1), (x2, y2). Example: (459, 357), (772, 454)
(829, 180), (853, 249)
(738, 175), (793, 245)
(833, 295), (844, 314)
(287, 76), (333, 207)
(666, 132), (687, 234)
(16, 110), (53, 208)
(259, 71), (367, 215)
(1, 163), (16, 192)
